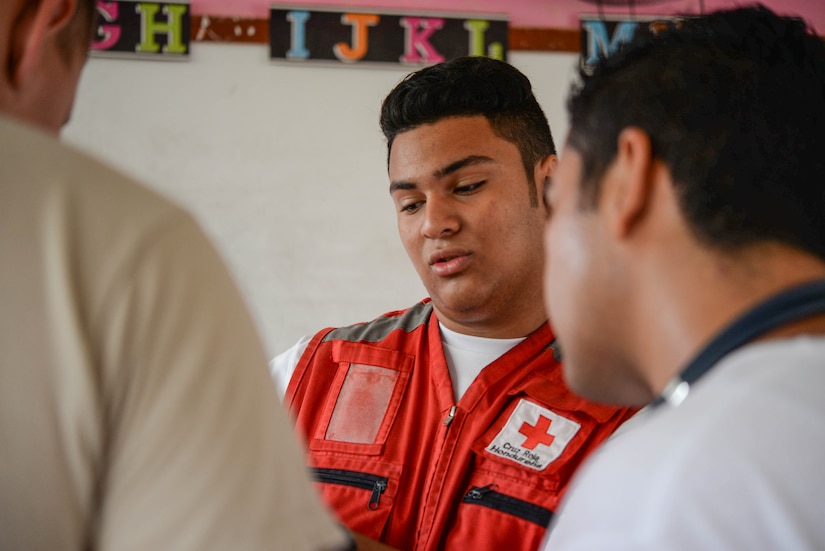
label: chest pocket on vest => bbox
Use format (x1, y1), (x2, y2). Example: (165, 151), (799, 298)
(309, 340), (413, 456)
(310, 455), (403, 542)
(472, 376), (624, 485)
(446, 381), (625, 550)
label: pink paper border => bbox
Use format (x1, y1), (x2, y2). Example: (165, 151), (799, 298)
(191, 0), (825, 33)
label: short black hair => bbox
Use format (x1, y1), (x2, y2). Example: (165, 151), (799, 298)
(567, 4), (825, 260)
(380, 56), (556, 206)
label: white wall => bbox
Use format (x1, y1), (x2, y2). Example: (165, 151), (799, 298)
(63, 45), (579, 357)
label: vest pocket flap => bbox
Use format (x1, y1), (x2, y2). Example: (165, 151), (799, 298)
(515, 376), (619, 423)
(332, 340), (414, 373)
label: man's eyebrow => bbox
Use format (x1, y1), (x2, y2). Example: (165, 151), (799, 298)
(389, 181), (415, 194)
(390, 155), (496, 194)
(434, 155), (496, 179)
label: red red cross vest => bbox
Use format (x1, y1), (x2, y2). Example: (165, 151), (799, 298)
(286, 300), (636, 551)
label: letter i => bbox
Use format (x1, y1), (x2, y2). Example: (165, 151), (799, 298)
(287, 11), (311, 59)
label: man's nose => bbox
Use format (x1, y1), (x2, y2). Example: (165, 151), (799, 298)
(421, 196), (460, 238)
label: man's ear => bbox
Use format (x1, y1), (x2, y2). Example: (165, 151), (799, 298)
(9, 0), (77, 90)
(534, 153), (558, 209)
(604, 127), (654, 238)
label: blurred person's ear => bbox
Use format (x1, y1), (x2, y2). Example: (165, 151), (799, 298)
(9, 0), (78, 90)
(606, 126), (655, 239)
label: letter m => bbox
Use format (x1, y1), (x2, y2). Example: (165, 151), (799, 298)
(582, 21), (637, 66)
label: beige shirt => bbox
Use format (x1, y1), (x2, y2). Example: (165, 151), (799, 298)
(0, 117), (348, 551)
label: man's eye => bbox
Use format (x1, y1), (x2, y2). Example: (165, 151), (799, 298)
(455, 181), (485, 194)
(400, 201), (423, 213)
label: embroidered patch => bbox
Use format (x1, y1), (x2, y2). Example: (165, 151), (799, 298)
(485, 399), (581, 471)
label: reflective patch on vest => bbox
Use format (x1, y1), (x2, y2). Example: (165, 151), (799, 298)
(485, 399), (581, 471)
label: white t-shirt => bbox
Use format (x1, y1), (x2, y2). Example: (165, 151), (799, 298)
(542, 337), (825, 550)
(440, 323), (525, 401)
(270, 322), (525, 402)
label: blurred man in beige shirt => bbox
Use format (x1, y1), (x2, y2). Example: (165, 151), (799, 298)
(0, 1), (362, 549)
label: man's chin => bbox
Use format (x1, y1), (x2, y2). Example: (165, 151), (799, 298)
(430, 297), (486, 324)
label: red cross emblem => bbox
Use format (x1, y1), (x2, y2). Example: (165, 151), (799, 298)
(519, 415), (555, 450)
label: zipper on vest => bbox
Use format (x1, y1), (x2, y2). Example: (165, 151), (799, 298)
(443, 405), (457, 426)
(312, 468), (388, 510)
(463, 485), (554, 527)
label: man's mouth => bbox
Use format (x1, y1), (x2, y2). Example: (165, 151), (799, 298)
(429, 249), (472, 276)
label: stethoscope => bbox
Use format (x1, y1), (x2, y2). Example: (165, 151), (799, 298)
(655, 278), (825, 408)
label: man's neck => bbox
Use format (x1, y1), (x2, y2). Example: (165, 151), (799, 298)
(433, 306), (548, 340)
(640, 243), (825, 397)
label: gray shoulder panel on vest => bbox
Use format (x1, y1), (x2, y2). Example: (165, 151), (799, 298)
(322, 301), (433, 343)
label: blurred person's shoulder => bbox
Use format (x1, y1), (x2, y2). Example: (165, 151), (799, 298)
(0, 115), (188, 232)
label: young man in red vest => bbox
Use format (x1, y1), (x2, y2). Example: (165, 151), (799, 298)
(272, 56), (637, 551)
